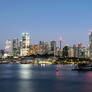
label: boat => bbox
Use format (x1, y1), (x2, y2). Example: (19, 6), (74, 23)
(72, 63), (92, 71)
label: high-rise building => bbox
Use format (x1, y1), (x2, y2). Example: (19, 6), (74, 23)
(5, 40), (12, 54)
(44, 42), (49, 54)
(62, 45), (69, 57)
(28, 44), (41, 55)
(20, 33), (30, 56)
(89, 31), (92, 58)
(81, 47), (88, 58)
(34, 45), (41, 55)
(68, 47), (74, 57)
(13, 38), (19, 56)
(22, 33), (30, 48)
(39, 41), (45, 55)
(73, 44), (78, 57)
(77, 43), (83, 58)
(73, 44), (88, 58)
(50, 40), (57, 56)
(0, 50), (4, 58)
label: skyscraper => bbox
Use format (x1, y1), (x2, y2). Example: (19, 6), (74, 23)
(28, 44), (41, 55)
(89, 31), (92, 58)
(20, 33), (30, 56)
(13, 38), (19, 56)
(44, 42), (49, 55)
(5, 40), (12, 54)
(73, 44), (78, 57)
(50, 40), (57, 56)
(62, 45), (69, 57)
(68, 47), (74, 57)
(39, 41), (45, 55)
(77, 43), (82, 58)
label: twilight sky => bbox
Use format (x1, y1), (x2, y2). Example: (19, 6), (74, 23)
(0, 0), (92, 49)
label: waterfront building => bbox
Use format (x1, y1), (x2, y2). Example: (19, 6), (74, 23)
(73, 44), (83, 58)
(28, 44), (35, 55)
(5, 40), (12, 54)
(77, 43), (83, 58)
(73, 44), (88, 58)
(20, 33), (30, 56)
(88, 45), (90, 58)
(39, 41), (45, 55)
(28, 44), (41, 55)
(50, 40), (57, 56)
(13, 38), (19, 56)
(62, 45), (69, 57)
(81, 47), (88, 58)
(0, 50), (4, 58)
(44, 42), (49, 55)
(73, 45), (78, 57)
(58, 48), (63, 57)
(89, 31), (92, 58)
(68, 47), (74, 57)
(34, 45), (41, 55)
(19, 40), (22, 49)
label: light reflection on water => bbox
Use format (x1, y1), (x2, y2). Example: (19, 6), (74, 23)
(18, 65), (32, 79)
(0, 64), (92, 92)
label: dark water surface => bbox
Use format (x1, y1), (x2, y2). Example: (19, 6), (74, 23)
(0, 64), (92, 92)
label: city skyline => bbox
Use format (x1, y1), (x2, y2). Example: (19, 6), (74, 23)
(0, 31), (91, 50)
(0, 0), (92, 48)
(1, 1), (92, 92)
(1, 31), (91, 59)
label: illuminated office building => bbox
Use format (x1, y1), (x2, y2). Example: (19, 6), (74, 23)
(39, 41), (45, 55)
(13, 38), (19, 56)
(20, 33), (30, 56)
(50, 40), (57, 56)
(5, 40), (12, 54)
(44, 42), (49, 54)
(28, 44), (41, 55)
(68, 47), (74, 57)
(89, 31), (92, 58)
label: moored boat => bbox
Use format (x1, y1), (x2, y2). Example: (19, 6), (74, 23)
(72, 63), (92, 71)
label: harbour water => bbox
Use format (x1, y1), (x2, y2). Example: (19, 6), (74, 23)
(0, 64), (92, 92)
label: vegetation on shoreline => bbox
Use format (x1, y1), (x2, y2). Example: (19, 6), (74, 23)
(0, 54), (91, 64)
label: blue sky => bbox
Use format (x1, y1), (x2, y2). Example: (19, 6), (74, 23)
(0, 0), (92, 49)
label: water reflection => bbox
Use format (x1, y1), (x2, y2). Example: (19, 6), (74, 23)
(56, 70), (59, 76)
(85, 72), (92, 83)
(17, 81), (34, 92)
(18, 64), (32, 79)
(0, 64), (92, 92)
(40, 64), (46, 67)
